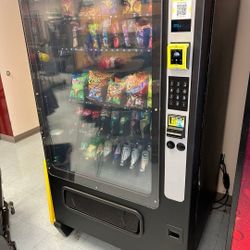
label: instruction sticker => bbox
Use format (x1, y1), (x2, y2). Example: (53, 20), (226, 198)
(172, 0), (192, 20)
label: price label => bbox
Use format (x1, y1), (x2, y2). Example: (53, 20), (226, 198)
(172, 0), (192, 20)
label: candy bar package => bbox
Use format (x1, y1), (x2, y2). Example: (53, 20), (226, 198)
(136, 19), (152, 48)
(101, 0), (118, 15)
(71, 21), (80, 48)
(61, 0), (74, 17)
(87, 22), (102, 50)
(124, 72), (149, 109)
(106, 79), (126, 105)
(102, 19), (111, 48)
(87, 71), (113, 102)
(121, 19), (136, 47)
(69, 72), (88, 101)
(123, 0), (141, 15)
(111, 20), (120, 48)
(122, 20), (131, 47)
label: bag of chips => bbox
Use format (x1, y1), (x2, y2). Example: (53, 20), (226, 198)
(87, 71), (113, 102)
(106, 79), (126, 105)
(69, 72), (88, 101)
(124, 72), (149, 108)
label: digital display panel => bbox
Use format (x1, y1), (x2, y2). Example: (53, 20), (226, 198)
(171, 19), (191, 32)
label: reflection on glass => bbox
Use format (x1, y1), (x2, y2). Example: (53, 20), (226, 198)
(22, 0), (158, 196)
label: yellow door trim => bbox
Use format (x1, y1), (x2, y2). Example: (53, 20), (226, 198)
(43, 160), (56, 224)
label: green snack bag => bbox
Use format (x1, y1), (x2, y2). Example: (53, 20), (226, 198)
(70, 72), (88, 101)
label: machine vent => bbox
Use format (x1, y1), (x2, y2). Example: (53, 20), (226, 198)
(63, 188), (142, 235)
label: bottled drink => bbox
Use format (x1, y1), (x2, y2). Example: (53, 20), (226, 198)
(120, 144), (131, 167)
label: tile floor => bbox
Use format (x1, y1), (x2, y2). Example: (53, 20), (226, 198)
(0, 134), (230, 250)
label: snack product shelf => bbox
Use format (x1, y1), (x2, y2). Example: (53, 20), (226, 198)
(59, 47), (152, 53)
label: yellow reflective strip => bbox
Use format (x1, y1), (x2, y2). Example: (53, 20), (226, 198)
(43, 160), (55, 224)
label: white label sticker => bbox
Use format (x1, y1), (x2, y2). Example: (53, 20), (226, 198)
(172, 0), (192, 20)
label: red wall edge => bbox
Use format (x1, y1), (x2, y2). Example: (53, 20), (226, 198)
(231, 126), (250, 249)
(0, 75), (13, 136)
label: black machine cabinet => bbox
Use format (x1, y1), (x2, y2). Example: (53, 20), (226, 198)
(19, 0), (239, 249)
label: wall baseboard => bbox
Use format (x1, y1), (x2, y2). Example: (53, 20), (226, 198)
(0, 134), (16, 143)
(0, 126), (40, 143)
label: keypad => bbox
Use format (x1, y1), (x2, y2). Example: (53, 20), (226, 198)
(168, 77), (189, 111)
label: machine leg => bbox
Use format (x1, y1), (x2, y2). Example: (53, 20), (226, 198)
(54, 221), (73, 237)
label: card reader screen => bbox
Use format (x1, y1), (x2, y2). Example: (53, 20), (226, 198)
(167, 115), (186, 139)
(168, 115), (185, 128)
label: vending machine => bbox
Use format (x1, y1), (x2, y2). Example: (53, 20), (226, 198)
(19, 0), (239, 249)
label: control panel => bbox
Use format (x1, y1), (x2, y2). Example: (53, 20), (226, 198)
(168, 77), (189, 111)
(165, 0), (196, 202)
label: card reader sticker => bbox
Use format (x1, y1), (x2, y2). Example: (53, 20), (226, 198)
(167, 115), (186, 138)
(172, 0), (192, 20)
(168, 115), (185, 129)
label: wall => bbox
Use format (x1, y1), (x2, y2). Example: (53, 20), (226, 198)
(219, 0), (250, 195)
(0, 0), (39, 137)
